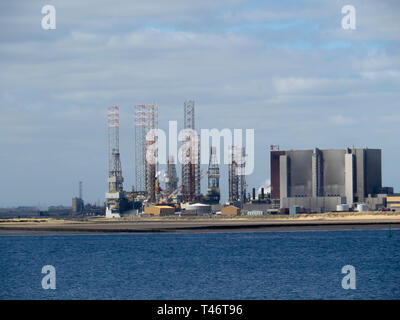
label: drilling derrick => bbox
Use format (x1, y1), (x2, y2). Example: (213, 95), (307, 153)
(205, 146), (220, 204)
(134, 104), (158, 203)
(105, 106), (124, 217)
(229, 146), (246, 205)
(108, 105), (124, 192)
(228, 147), (238, 202)
(181, 100), (201, 203)
(166, 156), (178, 195)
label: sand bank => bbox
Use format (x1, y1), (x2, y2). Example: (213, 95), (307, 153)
(0, 213), (399, 234)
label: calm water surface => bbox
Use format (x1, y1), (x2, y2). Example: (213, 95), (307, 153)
(0, 229), (399, 299)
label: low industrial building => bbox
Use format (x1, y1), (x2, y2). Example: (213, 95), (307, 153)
(387, 195), (400, 211)
(365, 194), (387, 211)
(221, 206), (240, 216)
(72, 197), (84, 214)
(144, 205), (175, 216)
(289, 206), (303, 215)
(281, 196), (347, 213)
(246, 210), (264, 216)
(243, 203), (275, 214)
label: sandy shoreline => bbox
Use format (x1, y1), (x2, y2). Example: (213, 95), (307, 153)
(0, 213), (399, 234)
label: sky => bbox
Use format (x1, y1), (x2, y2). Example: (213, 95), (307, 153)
(0, 0), (399, 207)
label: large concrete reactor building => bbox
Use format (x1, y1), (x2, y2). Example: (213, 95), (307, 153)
(271, 148), (388, 212)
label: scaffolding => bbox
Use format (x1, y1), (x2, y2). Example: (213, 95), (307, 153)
(134, 104), (158, 202)
(229, 145), (246, 204)
(181, 100), (201, 202)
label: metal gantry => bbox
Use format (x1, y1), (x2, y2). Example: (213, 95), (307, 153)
(205, 146), (221, 204)
(229, 145), (246, 204)
(107, 106), (124, 193)
(181, 100), (201, 202)
(134, 104), (158, 202)
(166, 156), (178, 195)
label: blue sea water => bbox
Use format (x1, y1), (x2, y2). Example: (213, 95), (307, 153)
(0, 229), (399, 300)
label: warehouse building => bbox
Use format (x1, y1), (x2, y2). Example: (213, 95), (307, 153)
(271, 147), (391, 212)
(144, 205), (175, 216)
(221, 205), (240, 216)
(387, 195), (400, 211)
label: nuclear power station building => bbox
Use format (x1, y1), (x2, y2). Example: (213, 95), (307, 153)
(271, 147), (392, 212)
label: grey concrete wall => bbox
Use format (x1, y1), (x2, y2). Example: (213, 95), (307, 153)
(286, 150), (312, 197)
(280, 155), (289, 199)
(354, 148), (365, 202)
(321, 149), (345, 196)
(365, 149), (382, 196)
(345, 153), (355, 206)
(312, 148), (323, 197)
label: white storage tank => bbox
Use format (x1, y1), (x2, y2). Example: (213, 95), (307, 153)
(357, 203), (369, 212)
(336, 204), (349, 212)
(185, 203), (212, 216)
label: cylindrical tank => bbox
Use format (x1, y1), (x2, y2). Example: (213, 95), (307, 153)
(186, 203), (212, 216)
(336, 204), (349, 212)
(357, 203), (368, 212)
